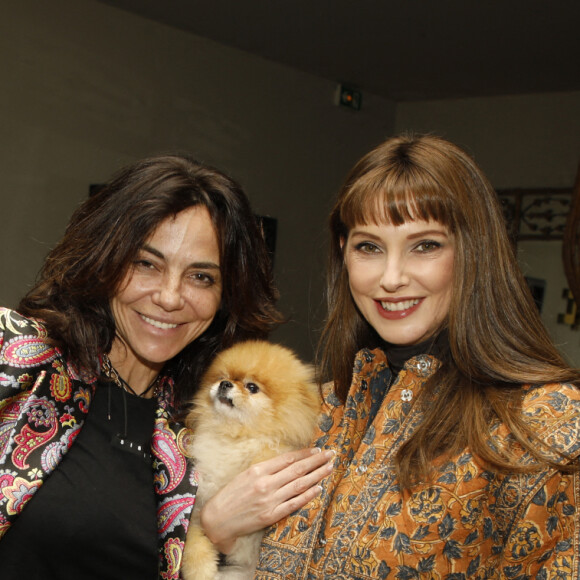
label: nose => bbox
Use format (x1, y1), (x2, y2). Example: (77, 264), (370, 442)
(218, 380), (233, 395)
(152, 273), (185, 311)
(379, 256), (409, 292)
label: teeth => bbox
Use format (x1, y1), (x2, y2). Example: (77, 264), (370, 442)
(141, 314), (178, 329)
(381, 299), (420, 312)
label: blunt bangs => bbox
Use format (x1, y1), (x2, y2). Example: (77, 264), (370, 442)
(339, 168), (456, 232)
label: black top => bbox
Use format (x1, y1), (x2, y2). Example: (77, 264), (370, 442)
(0, 381), (158, 580)
(385, 331), (449, 375)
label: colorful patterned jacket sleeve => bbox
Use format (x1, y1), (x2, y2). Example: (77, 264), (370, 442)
(0, 307), (93, 538)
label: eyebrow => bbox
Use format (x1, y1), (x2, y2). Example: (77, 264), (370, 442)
(406, 229), (450, 240)
(349, 228), (449, 240)
(141, 244), (221, 270)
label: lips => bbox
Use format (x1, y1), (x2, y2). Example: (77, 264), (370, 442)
(376, 298), (422, 319)
(139, 314), (179, 330)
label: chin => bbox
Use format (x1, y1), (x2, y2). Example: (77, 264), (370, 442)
(181, 340), (320, 580)
(376, 324), (433, 346)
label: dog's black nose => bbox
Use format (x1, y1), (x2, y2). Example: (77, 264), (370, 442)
(218, 380), (233, 395)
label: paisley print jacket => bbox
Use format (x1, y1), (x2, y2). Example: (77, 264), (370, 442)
(0, 308), (197, 579)
(256, 347), (580, 579)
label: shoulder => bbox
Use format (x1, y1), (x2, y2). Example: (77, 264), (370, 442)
(0, 307), (48, 337)
(522, 382), (580, 462)
(0, 307), (60, 370)
(523, 381), (580, 418)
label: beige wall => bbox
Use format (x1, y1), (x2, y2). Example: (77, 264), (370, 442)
(4, 0), (579, 364)
(0, 0), (396, 360)
(395, 92), (580, 364)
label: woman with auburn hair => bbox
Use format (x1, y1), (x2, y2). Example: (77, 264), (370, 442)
(256, 134), (580, 578)
(0, 154), (332, 579)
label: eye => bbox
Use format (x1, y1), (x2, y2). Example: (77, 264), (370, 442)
(189, 272), (216, 287)
(415, 240), (442, 253)
(133, 259), (156, 270)
(354, 241), (381, 254)
(245, 382), (260, 394)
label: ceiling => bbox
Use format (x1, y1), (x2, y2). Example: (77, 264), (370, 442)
(98, 0), (580, 102)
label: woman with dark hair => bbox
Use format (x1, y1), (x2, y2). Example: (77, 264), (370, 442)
(256, 134), (580, 578)
(0, 154), (331, 579)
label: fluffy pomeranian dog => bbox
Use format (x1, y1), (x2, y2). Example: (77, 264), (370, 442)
(181, 340), (320, 580)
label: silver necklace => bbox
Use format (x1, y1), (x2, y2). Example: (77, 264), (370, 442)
(101, 354), (160, 398)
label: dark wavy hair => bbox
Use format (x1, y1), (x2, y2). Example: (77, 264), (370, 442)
(19, 154), (283, 406)
(319, 133), (579, 486)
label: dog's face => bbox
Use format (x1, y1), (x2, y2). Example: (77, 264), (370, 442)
(191, 341), (319, 441)
(207, 372), (274, 424)
(209, 373), (274, 424)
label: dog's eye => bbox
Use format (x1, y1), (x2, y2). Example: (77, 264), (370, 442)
(245, 382), (260, 394)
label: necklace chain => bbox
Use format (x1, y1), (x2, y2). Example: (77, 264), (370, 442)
(101, 354), (160, 398)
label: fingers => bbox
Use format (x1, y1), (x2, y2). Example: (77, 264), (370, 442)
(199, 447), (336, 548)
(248, 448), (333, 493)
(246, 448), (335, 526)
(252, 447), (332, 477)
(269, 458), (334, 521)
(273, 449), (334, 494)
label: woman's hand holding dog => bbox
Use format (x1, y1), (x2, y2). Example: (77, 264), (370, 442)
(199, 447), (334, 554)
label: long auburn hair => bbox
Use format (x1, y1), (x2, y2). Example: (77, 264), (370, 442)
(319, 133), (579, 486)
(19, 154), (283, 407)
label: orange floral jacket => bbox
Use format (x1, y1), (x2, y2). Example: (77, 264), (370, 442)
(256, 348), (580, 579)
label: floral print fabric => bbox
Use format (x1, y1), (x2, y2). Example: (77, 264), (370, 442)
(256, 348), (580, 579)
(0, 308), (197, 579)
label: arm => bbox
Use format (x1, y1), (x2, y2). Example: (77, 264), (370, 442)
(0, 308), (46, 403)
(199, 447), (334, 554)
(501, 469), (579, 575)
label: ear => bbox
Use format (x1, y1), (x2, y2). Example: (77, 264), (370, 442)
(339, 236), (346, 251)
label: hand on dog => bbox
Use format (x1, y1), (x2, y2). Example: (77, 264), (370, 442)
(200, 447), (334, 554)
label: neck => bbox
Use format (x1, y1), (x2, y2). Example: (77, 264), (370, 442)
(106, 346), (162, 398)
(384, 330), (449, 375)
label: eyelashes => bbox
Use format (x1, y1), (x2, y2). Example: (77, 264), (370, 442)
(131, 259), (218, 287)
(414, 240), (442, 253)
(354, 241), (380, 253)
(353, 239), (443, 255)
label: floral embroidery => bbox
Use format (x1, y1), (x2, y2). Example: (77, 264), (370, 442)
(160, 537), (184, 579)
(13, 400), (59, 469)
(408, 487), (445, 524)
(459, 497), (484, 529)
(1, 336), (57, 368)
(59, 413), (76, 428)
(49, 372), (72, 402)
(73, 386), (92, 413)
(505, 520), (542, 561)
(152, 419), (188, 495)
(157, 494), (195, 538)
(3, 476), (42, 515)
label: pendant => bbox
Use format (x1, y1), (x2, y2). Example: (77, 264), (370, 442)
(110, 433), (151, 461)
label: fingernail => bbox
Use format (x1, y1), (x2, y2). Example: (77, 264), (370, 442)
(311, 447), (322, 454)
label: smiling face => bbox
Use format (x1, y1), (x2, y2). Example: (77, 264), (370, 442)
(109, 205), (222, 378)
(343, 219), (454, 346)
